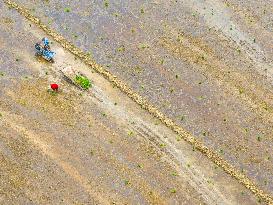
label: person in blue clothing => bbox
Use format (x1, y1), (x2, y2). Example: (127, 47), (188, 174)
(42, 37), (50, 50)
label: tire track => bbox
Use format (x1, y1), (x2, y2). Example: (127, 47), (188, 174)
(3, 0), (272, 204)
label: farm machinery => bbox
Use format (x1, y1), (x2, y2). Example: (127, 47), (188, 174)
(35, 37), (55, 62)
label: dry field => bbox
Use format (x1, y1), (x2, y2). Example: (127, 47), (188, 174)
(0, 0), (272, 204)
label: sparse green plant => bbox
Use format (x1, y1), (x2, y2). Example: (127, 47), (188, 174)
(140, 8), (144, 14)
(104, 1), (109, 8)
(128, 131), (134, 136)
(64, 7), (71, 12)
(160, 59), (164, 65)
(239, 88), (244, 94)
(171, 172), (178, 176)
(138, 43), (149, 49)
(117, 45), (125, 52)
(124, 180), (130, 185)
(0, 72), (4, 76)
(176, 136), (182, 141)
(75, 75), (91, 90)
(48, 89), (57, 96)
(160, 143), (166, 148)
(137, 164), (143, 168)
(257, 135), (262, 142)
(134, 66), (143, 74)
(170, 188), (176, 193)
(113, 12), (120, 17)
(86, 52), (92, 57)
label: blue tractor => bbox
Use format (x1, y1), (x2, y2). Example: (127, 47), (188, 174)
(35, 38), (56, 62)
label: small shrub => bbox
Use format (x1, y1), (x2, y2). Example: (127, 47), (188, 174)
(171, 172), (178, 176)
(124, 180), (130, 185)
(117, 45), (125, 52)
(75, 75), (91, 90)
(113, 13), (120, 17)
(128, 131), (134, 136)
(138, 43), (149, 49)
(104, 1), (109, 8)
(137, 164), (143, 168)
(257, 136), (262, 142)
(170, 188), (176, 193)
(64, 7), (71, 12)
(160, 143), (166, 148)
